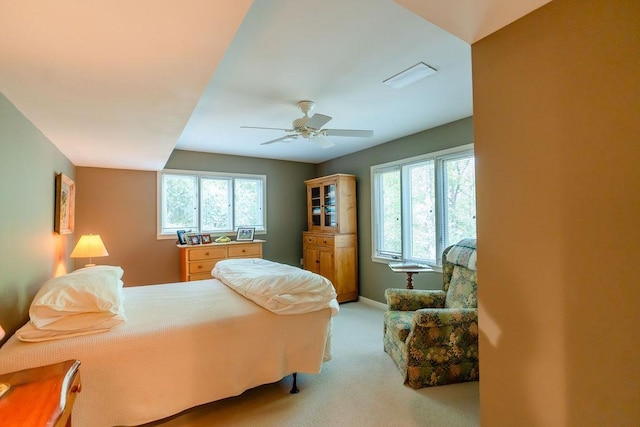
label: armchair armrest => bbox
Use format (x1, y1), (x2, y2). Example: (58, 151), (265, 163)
(385, 288), (446, 311)
(413, 308), (478, 328)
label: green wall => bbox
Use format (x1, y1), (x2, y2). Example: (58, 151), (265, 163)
(165, 150), (317, 267)
(0, 94), (75, 342)
(319, 117), (473, 302)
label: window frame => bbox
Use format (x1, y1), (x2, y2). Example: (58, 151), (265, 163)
(370, 144), (475, 267)
(157, 169), (267, 240)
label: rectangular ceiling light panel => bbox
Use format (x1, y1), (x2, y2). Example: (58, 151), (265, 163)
(383, 62), (437, 89)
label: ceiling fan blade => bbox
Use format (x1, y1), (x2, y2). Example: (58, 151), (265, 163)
(311, 135), (335, 149)
(305, 113), (332, 130)
(260, 135), (299, 145)
(241, 126), (292, 131)
(324, 129), (374, 138)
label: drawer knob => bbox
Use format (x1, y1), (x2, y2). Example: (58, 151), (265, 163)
(72, 383), (82, 393)
(323, 239), (327, 243)
(204, 252), (210, 256)
(242, 249), (246, 253)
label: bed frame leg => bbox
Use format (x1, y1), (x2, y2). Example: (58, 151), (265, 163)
(290, 373), (299, 394)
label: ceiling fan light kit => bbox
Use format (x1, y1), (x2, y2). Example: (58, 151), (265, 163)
(241, 100), (374, 148)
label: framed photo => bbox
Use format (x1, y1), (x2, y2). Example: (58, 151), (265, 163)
(54, 173), (75, 234)
(186, 233), (202, 245)
(200, 233), (212, 244)
(236, 227), (255, 242)
(176, 230), (188, 245)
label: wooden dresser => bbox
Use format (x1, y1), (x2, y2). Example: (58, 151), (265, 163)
(302, 174), (358, 302)
(0, 359), (81, 427)
(179, 240), (265, 281)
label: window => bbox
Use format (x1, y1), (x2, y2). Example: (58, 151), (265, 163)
(371, 144), (475, 266)
(157, 170), (266, 238)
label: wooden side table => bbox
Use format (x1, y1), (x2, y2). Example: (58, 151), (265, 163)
(389, 263), (434, 289)
(0, 359), (81, 426)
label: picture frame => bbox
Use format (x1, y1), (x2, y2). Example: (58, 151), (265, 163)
(200, 233), (212, 244)
(54, 173), (75, 234)
(236, 227), (255, 242)
(186, 233), (202, 245)
(176, 230), (188, 245)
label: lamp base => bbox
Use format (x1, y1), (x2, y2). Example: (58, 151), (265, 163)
(84, 263), (97, 268)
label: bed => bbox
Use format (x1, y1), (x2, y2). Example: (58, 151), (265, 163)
(0, 259), (338, 427)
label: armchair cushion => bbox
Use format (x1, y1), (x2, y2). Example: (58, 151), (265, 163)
(385, 288), (446, 311)
(444, 267), (477, 309)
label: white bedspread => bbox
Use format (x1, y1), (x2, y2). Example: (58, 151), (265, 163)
(0, 279), (332, 427)
(212, 258), (340, 316)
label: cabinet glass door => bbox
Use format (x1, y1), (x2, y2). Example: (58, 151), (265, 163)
(310, 186), (322, 226)
(323, 183), (337, 227)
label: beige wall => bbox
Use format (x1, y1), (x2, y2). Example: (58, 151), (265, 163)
(74, 167), (179, 285)
(473, 0), (640, 425)
(0, 94), (75, 342)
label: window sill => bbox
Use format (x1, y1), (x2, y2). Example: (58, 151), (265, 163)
(371, 257), (443, 273)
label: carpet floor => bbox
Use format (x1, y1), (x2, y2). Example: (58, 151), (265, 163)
(142, 301), (480, 427)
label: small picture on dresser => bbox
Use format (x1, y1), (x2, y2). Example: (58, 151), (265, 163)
(236, 227), (255, 242)
(186, 233), (202, 245)
(176, 230), (188, 245)
(200, 233), (212, 244)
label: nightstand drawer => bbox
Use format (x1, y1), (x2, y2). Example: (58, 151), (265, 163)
(228, 244), (261, 257)
(189, 247), (227, 261)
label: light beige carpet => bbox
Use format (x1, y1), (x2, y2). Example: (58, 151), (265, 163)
(142, 301), (479, 427)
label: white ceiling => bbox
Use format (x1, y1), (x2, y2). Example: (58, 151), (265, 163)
(0, 0), (551, 170)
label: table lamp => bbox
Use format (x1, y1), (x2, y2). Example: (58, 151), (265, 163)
(70, 234), (109, 267)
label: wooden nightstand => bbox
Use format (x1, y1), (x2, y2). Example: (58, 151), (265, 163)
(0, 359), (81, 426)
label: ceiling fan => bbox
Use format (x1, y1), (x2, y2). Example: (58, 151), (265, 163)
(241, 100), (374, 148)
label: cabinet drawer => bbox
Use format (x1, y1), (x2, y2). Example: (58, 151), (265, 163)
(189, 247), (227, 261)
(189, 271), (214, 281)
(228, 244), (261, 257)
(316, 235), (334, 247)
(303, 235), (317, 245)
(189, 260), (216, 274)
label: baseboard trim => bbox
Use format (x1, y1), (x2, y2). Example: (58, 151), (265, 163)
(357, 296), (386, 310)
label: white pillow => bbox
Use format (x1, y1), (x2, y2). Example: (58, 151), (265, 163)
(29, 265), (126, 331)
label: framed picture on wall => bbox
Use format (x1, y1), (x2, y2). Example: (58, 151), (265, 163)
(236, 227), (255, 242)
(54, 173), (75, 234)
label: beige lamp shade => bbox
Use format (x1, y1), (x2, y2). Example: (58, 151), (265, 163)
(70, 234), (109, 267)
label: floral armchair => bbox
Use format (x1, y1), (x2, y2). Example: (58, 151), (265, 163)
(383, 239), (479, 388)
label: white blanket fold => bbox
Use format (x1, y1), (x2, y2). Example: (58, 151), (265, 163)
(212, 258), (340, 316)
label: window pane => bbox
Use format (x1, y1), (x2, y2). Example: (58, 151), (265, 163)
(201, 177), (231, 231)
(444, 155), (476, 247)
(234, 178), (264, 229)
(379, 169), (401, 255)
(407, 161), (436, 261)
(162, 174), (197, 232)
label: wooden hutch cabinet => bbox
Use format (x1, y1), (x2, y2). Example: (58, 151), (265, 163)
(302, 174), (357, 302)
